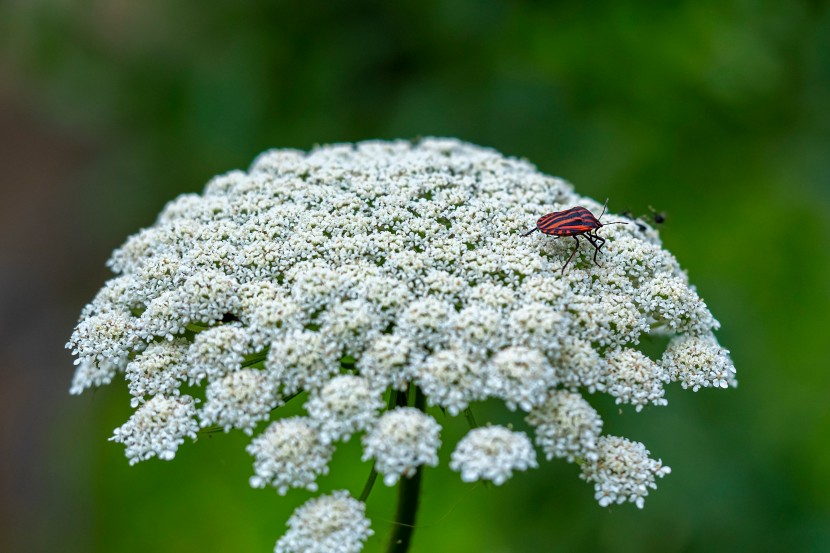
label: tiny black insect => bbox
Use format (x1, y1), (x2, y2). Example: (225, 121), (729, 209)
(622, 206), (667, 232)
(648, 206), (667, 225)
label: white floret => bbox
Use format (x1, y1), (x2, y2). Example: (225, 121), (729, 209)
(485, 346), (557, 411)
(125, 338), (190, 406)
(555, 337), (606, 392)
(266, 329), (339, 394)
(67, 308), (137, 394)
(637, 274), (719, 335)
(604, 348), (669, 411)
(414, 349), (486, 416)
(359, 334), (420, 391)
(186, 322), (251, 385)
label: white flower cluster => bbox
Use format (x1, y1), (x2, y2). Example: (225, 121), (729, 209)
(200, 368), (280, 434)
(580, 436), (672, 509)
(124, 338), (189, 407)
(604, 348), (668, 412)
(109, 394), (198, 465)
(361, 407), (442, 486)
(247, 417), (333, 495)
(450, 426), (537, 485)
(526, 390), (603, 462)
(305, 375), (384, 444)
(662, 334), (737, 391)
(275, 490), (373, 553)
(69, 139), (736, 548)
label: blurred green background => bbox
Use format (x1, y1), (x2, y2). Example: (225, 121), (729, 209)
(2, 1), (829, 552)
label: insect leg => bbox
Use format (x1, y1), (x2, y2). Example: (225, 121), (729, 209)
(585, 233), (603, 266)
(593, 232), (607, 263)
(561, 236), (580, 275)
(596, 237), (606, 262)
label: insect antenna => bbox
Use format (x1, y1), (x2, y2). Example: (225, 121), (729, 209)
(598, 198), (609, 220)
(596, 200), (628, 228)
(522, 228), (538, 237)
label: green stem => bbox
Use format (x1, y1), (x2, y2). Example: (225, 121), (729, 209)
(241, 347), (270, 368)
(359, 388), (402, 503)
(463, 407), (479, 429)
(270, 390), (302, 412)
(358, 466), (378, 502)
(389, 389), (402, 409)
(386, 386), (426, 553)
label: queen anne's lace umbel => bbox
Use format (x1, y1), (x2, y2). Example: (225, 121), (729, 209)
(68, 138), (736, 548)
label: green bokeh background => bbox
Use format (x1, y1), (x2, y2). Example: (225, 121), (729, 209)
(2, 1), (829, 552)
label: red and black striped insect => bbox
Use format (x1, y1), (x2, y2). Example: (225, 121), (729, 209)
(523, 200), (628, 274)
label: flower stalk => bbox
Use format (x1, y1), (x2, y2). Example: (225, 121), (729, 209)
(387, 386), (426, 553)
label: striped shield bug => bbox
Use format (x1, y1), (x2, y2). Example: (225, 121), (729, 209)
(523, 199), (628, 274)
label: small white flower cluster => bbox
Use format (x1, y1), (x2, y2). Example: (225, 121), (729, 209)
(662, 334), (737, 391)
(604, 348), (669, 412)
(200, 368), (280, 434)
(275, 490), (373, 553)
(526, 390), (603, 462)
(187, 322), (250, 384)
(361, 407), (442, 486)
(487, 347), (556, 412)
(247, 417), (333, 495)
(305, 375), (384, 444)
(69, 139), (736, 549)
(124, 338), (189, 407)
(450, 426), (537, 485)
(580, 436), (672, 509)
(109, 394), (198, 465)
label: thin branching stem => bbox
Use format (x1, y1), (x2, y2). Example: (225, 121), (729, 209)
(358, 466), (379, 503)
(463, 407), (479, 429)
